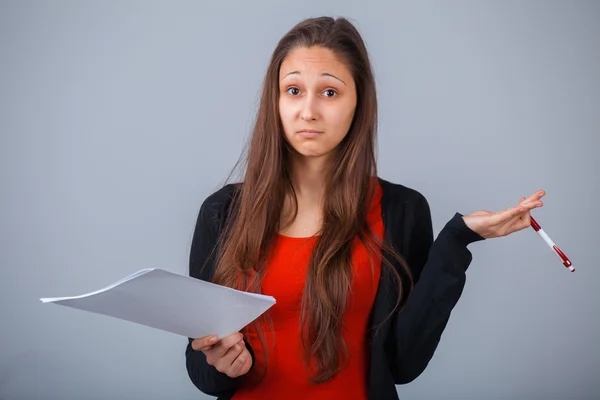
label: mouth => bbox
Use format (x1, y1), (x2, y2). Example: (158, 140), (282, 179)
(297, 129), (323, 138)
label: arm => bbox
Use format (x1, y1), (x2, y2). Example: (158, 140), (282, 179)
(184, 197), (252, 396)
(390, 194), (484, 384)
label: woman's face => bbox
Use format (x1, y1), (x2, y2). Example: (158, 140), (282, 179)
(278, 46), (357, 160)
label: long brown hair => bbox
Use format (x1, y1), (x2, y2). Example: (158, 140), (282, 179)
(211, 16), (411, 383)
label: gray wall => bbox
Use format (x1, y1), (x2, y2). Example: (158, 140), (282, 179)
(2, 1), (599, 399)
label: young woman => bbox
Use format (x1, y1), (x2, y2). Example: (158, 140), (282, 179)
(184, 16), (544, 400)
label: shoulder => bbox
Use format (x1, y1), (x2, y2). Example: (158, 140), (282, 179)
(377, 177), (431, 218)
(378, 176), (484, 252)
(201, 182), (240, 212)
(377, 177), (433, 257)
(196, 182), (242, 233)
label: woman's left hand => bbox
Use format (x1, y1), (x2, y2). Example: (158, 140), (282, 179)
(462, 190), (545, 239)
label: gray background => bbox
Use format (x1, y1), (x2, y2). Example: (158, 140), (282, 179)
(2, 1), (599, 399)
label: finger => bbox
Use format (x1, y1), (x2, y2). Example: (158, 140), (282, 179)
(517, 193), (543, 207)
(523, 190), (546, 203)
(518, 198), (526, 220)
(191, 335), (219, 351)
(510, 195), (543, 213)
(517, 198), (527, 218)
(228, 346), (252, 378)
(204, 332), (243, 362)
(496, 205), (525, 222)
(504, 201), (538, 233)
(214, 341), (245, 375)
(241, 349), (253, 374)
(491, 204), (530, 226)
(519, 211), (532, 229)
(519, 199), (543, 211)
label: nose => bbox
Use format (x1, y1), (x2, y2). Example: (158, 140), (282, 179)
(300, 93), (318, 121)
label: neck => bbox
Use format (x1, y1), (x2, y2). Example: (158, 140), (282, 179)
(289, 153), (331, 204)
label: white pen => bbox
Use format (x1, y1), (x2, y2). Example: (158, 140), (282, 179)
(530, 216), (574, 272)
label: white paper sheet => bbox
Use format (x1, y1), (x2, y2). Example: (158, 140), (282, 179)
(40, 268), (276, 339)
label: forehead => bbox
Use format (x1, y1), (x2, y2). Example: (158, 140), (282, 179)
(279, 46), (352, 79)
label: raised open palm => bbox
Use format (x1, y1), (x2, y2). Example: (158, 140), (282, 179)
(462, 190), (545, 239)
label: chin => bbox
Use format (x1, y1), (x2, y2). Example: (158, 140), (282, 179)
(300, 151), (325, 158)
(296, 148), (335, 160)
(293, 143), (328, 157)
(285, 138), (336, 159)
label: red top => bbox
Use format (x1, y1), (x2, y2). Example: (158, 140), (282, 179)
(233, 181), (384, 400)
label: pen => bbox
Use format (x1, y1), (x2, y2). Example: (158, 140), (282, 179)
(530, 216), (574, 272)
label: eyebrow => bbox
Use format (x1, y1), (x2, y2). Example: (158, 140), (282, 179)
(280, 71), (346, 86)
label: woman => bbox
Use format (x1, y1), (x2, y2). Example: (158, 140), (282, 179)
(184, 16), (544, 400)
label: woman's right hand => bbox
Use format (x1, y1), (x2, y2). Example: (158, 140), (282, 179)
(191, 332), (253, 378)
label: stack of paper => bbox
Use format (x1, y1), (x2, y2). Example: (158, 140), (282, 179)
(40, 268), (276, 339)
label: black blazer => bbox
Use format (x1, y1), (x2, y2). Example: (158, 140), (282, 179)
(185, 177), (484, 399)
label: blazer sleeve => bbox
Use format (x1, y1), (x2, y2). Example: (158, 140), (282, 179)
(184, 196), (251, 397)
(390, 193), (485, 384)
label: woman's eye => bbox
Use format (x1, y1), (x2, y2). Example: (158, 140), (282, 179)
(323, 89), (337, 97)
(287, 87), (300, 96)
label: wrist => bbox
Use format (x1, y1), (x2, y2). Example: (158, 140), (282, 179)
(439, 213), (486, 247)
